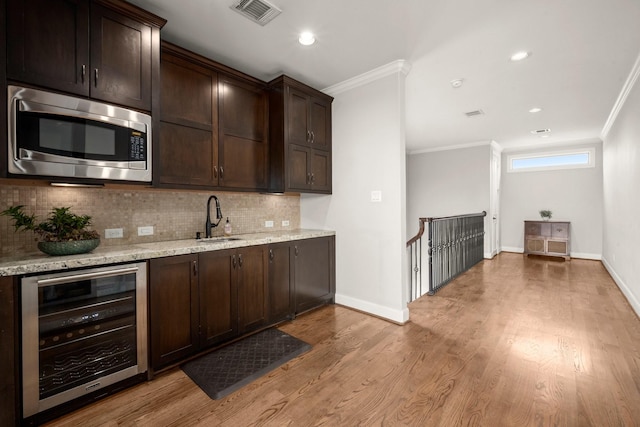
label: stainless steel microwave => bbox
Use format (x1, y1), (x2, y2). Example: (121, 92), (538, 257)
(8, 85), (152, 182)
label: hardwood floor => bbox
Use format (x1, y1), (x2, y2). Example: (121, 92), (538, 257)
(44, 253), (640, 426)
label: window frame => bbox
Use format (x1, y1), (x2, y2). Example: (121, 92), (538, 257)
(507, 147), (596, 173)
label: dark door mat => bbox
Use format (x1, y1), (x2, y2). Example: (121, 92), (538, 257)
(181, 328), (311, 400)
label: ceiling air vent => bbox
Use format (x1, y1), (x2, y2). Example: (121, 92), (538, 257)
(465, 110), (484, 117)
(231, 0), (282, 26)
(530, 128), (551, 134)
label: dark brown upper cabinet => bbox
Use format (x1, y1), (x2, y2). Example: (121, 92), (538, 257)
(6, 0), (165, 111)
(157, 42), (269, 191)
(158, 48), (218, 187)
(269, 75), (333, 194)
(218, 75), (269, 191)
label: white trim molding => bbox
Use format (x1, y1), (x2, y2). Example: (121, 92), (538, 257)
(601, 51), (640, 140)
(408, 140), (497, 155)
(335, 293), (410, 324)
(602, 257), (640, 318)
(323, 60), (411, 96)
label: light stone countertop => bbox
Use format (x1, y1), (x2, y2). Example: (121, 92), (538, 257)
(0, 229), (335, 277)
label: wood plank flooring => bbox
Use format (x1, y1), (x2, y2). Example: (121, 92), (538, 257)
(44, 253), (640, 426)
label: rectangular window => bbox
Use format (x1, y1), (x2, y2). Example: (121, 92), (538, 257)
(507, 147), (595, 172)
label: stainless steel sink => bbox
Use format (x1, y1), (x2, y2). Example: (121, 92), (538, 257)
(197, 237), (242, 243)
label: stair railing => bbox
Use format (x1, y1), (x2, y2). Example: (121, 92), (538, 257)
(407, 211), (486, 301)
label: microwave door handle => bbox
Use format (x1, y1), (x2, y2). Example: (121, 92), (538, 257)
(18, 100), (133, 130)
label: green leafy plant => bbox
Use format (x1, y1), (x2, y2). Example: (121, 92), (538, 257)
(1, 205), (100, 242)
(539, 209), (552, 220)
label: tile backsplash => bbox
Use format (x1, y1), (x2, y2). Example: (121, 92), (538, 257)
(0, 182), (300, 256)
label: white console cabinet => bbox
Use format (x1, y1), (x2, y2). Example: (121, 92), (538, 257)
(524, 220), (570, 260)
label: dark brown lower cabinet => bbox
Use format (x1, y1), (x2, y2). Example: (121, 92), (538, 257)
(0, 276), (19, 427)
(236, 246), (269, 333)
(294, 237), (335, 314)
(268, 242), (294, 323)
(149, 238), (333, 372)
(199, 249), (237, 348)
(149, 254), (199, 370)
(150, 246), (268, 371)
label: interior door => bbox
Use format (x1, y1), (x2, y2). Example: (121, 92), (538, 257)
(490, 148), (501, 257)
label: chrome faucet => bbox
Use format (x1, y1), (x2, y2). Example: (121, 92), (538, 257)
(205, 195), (223, 238)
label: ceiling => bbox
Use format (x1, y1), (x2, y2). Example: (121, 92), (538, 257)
(127, 0), (640, 152)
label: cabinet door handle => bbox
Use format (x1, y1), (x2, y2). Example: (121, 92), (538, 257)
(213, 165), (218, 178)
(310, 173), (315, 184)
(238, 254), (243, 267)
(269, 249), (274, 261)
(220, 166), (224, 178)
(306, 172), (311, 184)
(294, 246), (299, 256)
(310, 131), (315, 143)
(192, 260), (198, 276)
(81, 65), (86, 83)
(232, 255), (236, 269)
(306, 130), (311, 143)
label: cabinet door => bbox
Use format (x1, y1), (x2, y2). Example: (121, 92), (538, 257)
(525, 237), (545, 254)
(237, 246), (269, 333)
(288, 144), (311, 191)
(218, 76), (269, 190)
(287, 88), (311, 146)
(268, 243), (293, 323)
(310, 150), (332, 193)
(161, 55), (216, 130)
(158, 54), (218, 187)
(149, 255), (199, 370)
(7, 0), (90, 96)
(309, 97), (331, 150)
(90, 3), (152, 110)
(158, 122), (218, 186)
(294, 237), (334, 314)
(0, 277), (18, 426)
(199, 249), (237, 348)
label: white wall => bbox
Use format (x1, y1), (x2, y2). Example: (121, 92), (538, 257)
(601, 55), (640, 316)
(301, 63), (410, 324)
(500, 141), (603, 259)
(406, 144), (492, 255)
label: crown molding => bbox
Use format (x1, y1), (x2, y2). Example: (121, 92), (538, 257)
(323, 60), (411, 96)
(407, 140), (496, 155)
(601, 51), (640, 140)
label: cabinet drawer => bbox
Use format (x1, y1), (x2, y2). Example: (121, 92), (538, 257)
(524, 222), (541, 235)
(551, 223), (569, 238)
(547, 240), (568, 255)
(525, 238), (545, 253)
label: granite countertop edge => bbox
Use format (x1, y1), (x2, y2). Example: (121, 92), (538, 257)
(0, 229), (335, 277)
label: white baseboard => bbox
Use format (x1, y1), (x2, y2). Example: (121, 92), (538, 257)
(571, 252), (602, 260)
(499, 247), (602, 260)
(501, 246), (524, 253)
(334, 293), (410, 324)
(602, 256), (640, 318)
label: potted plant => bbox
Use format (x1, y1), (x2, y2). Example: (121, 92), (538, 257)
(539, 209), (552, 221)
(1, 205), (100, 256)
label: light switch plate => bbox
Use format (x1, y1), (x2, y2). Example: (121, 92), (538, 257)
(282, 220), (290, 227)
(105, 228), (123, 239)
(138, 226), (154, 236)
(265, 220), (274, 228)
(371, 190), (382, 202)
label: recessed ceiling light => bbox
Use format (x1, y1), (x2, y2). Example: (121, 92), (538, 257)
(510, 51), (530, 61)
(298, 32), (316, 46)
(529, 107), (542, 113)
(450, 78), (464, 88)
